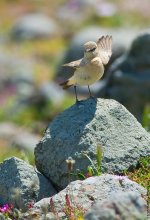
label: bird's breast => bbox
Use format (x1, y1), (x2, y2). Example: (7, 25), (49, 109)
(74, 64), (104, 86)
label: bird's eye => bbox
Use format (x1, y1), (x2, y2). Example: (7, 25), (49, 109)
(89, 47), (96, 52)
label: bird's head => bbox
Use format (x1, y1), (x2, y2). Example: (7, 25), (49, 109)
(84, 41), (98, 59)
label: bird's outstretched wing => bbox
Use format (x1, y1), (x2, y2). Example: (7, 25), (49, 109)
(62, 59), (82, 69)
(97, 35), (112, 65)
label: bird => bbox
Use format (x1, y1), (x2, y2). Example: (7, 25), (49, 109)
(60, 35), (112, 102)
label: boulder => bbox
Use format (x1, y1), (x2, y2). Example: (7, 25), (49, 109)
(35, 98), (150, 189)
(34, 174), (147, 218)
(11, 13), (57, 40)
(102, 30), (150, 121)
(84, 191), (147, 220)
(0, 157), (56, 211)
(18, 210), (57, 220)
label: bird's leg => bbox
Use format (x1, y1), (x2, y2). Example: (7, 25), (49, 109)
(88, 85), (92, 97)
(74, 85), (78, 103)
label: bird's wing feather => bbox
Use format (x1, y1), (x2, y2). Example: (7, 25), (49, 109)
(97, 35), (112, 65)
(62, 59), (82, 69)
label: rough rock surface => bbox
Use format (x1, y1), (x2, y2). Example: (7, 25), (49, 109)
(35, 98), (150, 189)
(84, 191), (147, 220)
(34, 174), (147, 218)
(0, 157), (56, 211)
(18, 211), (57, 220)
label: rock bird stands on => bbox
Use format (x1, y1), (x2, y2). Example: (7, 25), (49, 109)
(60, 35), (112, 102)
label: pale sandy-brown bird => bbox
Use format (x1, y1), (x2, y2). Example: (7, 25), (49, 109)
(60, 35), (112, 102)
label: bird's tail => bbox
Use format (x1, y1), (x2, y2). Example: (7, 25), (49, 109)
(59, 79), (74, 89)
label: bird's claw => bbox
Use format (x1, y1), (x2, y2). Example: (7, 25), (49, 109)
(75, 99), (80, 104)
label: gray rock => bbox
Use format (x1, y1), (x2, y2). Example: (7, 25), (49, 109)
(0, 157), (56, 211)
(12, 131), (40, 153)
(18, 210), (57, 220)
(0, 50), (64, 117)
(34, 98), (150, 189)
(0, 50), (64, 116)
(44, 213), (57, 220)
(85, 191), (147, 220)
(34, 174), (147, 218)
(0, 122), (40, 153)
(101, 30), (150, 122)
(11, 13), (57, 40)
(0, 213), (5, 220)
(39, 82), (65, 104)
(15, 81), (65, 108)
(0, 51), (33, 84)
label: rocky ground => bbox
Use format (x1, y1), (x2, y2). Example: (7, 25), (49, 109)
(0, 1), (150, 219)
(0, 99), (149, 219)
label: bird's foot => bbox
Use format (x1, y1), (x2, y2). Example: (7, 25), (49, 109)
(89, 95), (97, 102)
(89, 95), (95, 99)
(75, 99), (80, 104)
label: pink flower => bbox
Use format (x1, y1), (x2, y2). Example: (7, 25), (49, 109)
(114, 175), (128, 186)
(27, 202), (34, 209)
(85, 172), (93, 178)
(114, 175), (128, 181)
(0, 204), (10, 213)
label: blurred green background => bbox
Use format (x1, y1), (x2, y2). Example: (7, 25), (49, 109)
(0, 0), (149, 164)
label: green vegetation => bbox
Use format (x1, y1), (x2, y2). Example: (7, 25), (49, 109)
(0, 95), (74, 134)
(50, 195), (85, 220)
(143, 105), (150, 131)
(0, 0), (149, 219)
(124, 156), (150, 203)
(67, 146), (102, 181)
(124, 156), (150, 211)
(0, 152), (149, 219)
(0, 147), (34, 165)
(77, 145), (103, 179)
